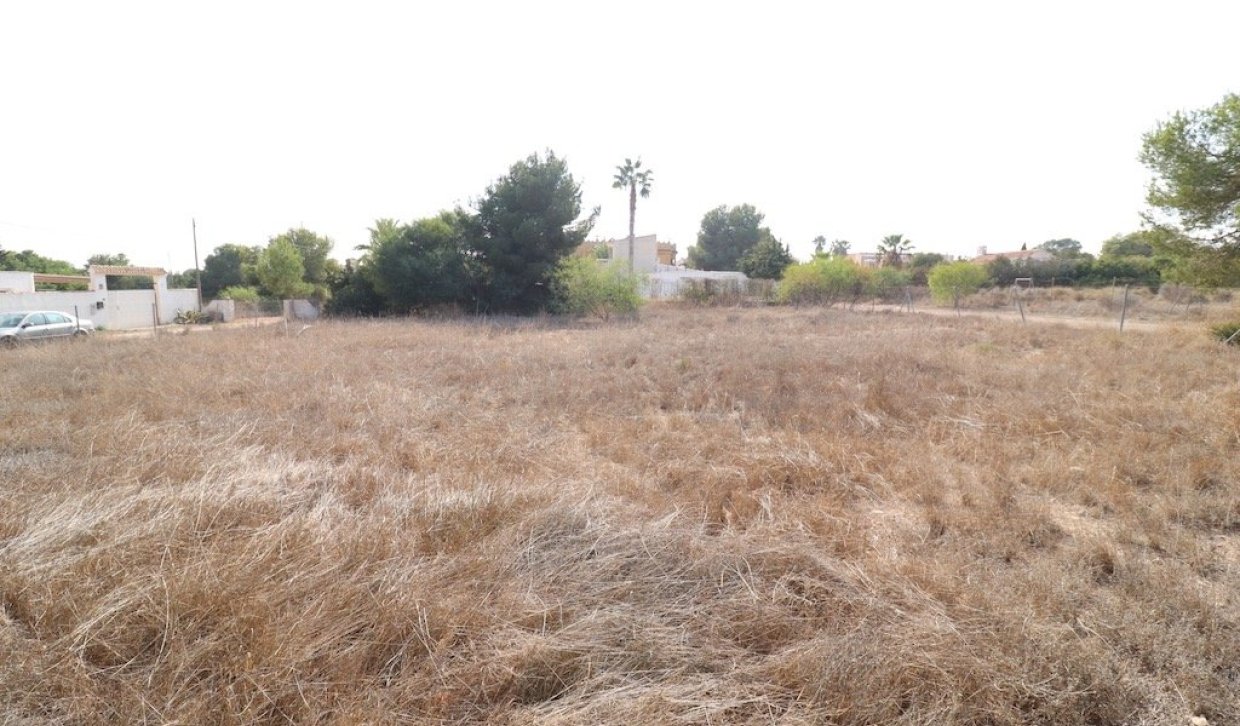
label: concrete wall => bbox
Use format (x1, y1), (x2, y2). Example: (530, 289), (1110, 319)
(284, 299), (320, 321)
(0, 288), (200, 329)
(0, 272), (35, 293)
(644, 268), (749, 299)
(204, 299), (235, 322)
(609, 234), (660, 274)
(162, 289), (200, 321)
(0, 290), (107, 324)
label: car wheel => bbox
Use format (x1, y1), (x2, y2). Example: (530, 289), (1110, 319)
(1, 337), (16, 349)
(73, 329), (90, 339)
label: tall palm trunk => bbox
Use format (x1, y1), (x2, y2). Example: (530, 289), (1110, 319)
(628, 182), (637, 272)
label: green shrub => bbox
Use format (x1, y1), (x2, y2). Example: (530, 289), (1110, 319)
(928, 262), (989, 306)
(551, 257), (643, 320)
(868, 267), (912, 301)
(1211, 321), (1240, 345)
(218, 286), (261, 302)
(778, 257), (866, 306)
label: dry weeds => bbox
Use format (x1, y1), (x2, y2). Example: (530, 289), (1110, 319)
(1, 307), (1237, 724)
(965, 286), (1239, 324)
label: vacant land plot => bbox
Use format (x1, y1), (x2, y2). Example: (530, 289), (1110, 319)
(1, 308), (1237, 724)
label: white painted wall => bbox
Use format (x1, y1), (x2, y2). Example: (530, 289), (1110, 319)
(644, 267), (748, 299)
(0, 288), (200, 329)
(106, 290), (161, 329)
(163, 289), (200, 321)
(608, 234), (660, 274)
(0, 272), (36, 293)
(0, 290), (107, 325)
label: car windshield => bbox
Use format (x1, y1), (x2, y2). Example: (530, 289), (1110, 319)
(0, 313), (27, 328)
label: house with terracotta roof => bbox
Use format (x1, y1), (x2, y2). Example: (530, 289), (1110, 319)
(971, 246), (1055, 265)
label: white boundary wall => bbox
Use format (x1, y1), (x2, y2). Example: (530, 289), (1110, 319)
(0, 288), (200, 329)
(643, 267), (749, 299)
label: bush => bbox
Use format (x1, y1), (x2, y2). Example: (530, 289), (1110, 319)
(869, 267), (912, 301)
(778, 257), (866, 306)
(928, 262), (990, 306)
(218, 286), (261, 302)
(551, 257), (642, 320)
(1211, 321), (1240, 345)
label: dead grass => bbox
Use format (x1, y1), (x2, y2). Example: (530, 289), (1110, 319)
(965, 285), (1240, 324)
(1, 307), (1237, 724)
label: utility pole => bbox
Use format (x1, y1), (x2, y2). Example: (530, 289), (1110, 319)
(192, 218), (203, 311)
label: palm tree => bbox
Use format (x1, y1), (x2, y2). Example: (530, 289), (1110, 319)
(877, 234), (913, 267)
(612, 158), (653, 271)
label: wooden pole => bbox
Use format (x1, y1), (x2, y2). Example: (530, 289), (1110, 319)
(1119, 284), (1131, 332)
(192, 218), (203, 311)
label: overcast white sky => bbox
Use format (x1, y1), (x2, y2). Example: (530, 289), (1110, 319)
(1, 0), (1237, 270)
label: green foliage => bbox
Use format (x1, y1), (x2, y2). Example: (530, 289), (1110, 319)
(87, 252), (150, 289)
(737, 233), (794, 279)
(613, 158), (653, 269)
(270, 228), (335, 301)
(551, 257), (642, 320)
(869, 266), (911, 300)
(829, 239), (851, 257)
(166, 270), (197, 289)
(876, 234), (914, 267)
(1150, 229), (1240, 288)
(686, 204), (768, 271)
(326, 260), (386, 316)
(985, 253), (1163, 289)
(86, 252), (130, 267)
(218, 285), (260, 302)
(778, 257), (867, 306)
(1087, 256), (1162, 290)
(0, 248), (79, 273)
(0, 247), (82, 288)
(1100, 232), (1155, 258)
(928, 262), (989, 305)
(255, 238), (312, 300)
(1212, 321), (1240, 346)
(908, 252), (947, 284)
(1141, 93), (1240, 244)
(202, 244), (261, 300)
(471, 151), (595, 313)
(369, 211), (473, 313)
(812, 236), (826, 255)
(1036, 238), (1086, 258)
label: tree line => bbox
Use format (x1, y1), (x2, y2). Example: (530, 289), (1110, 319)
(4, 92), (1236, 312)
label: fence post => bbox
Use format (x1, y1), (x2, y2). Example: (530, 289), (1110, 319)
(1119, 284), (1131, 332)
(74, 305), (80, 332)
(152, 303), (158, 336)
(1016, 295), (1026, 324)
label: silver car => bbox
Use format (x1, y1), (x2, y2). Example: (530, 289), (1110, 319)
(0, 311), (95, 347)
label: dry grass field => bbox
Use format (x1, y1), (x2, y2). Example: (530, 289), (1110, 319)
(1, 307), (1237, 724)
(963, 286), (1239, 325)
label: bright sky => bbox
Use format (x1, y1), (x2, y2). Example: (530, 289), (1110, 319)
(2, 0), (1237, 271)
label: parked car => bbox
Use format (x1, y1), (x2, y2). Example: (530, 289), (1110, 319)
(0, 311), (94, 347)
